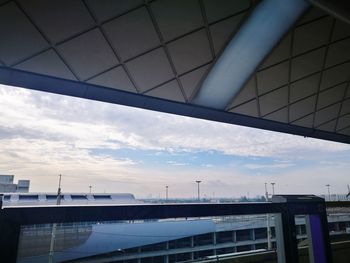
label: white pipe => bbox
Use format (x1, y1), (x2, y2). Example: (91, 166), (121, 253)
(193, 0), (310, 109)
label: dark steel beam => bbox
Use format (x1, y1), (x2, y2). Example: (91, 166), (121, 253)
(309, 0), (350, 25)
(1, 66), (350, 145)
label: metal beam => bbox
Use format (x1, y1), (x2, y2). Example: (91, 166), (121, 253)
(192, 0), (310, 109)
(1, 66), (350, 145)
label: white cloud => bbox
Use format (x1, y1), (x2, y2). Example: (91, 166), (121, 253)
(0, 84), (350, 196)
(244, 162), (295, 170)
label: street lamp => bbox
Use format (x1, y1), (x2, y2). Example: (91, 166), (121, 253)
(165, 185), (169, 201)
(196, 180), (202, 201)
(326, 184), (331, 201)
(264, 182), (272, 250)
(89, 185), (92, 194)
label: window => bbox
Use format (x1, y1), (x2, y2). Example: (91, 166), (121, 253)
(93, 195), (111, 200)
(71, 195), (87, 200)
(19, 195), (38, 200)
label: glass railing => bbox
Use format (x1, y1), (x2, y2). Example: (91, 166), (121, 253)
(0, 195), (343, 263)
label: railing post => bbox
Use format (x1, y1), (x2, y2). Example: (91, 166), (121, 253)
(273, 195), (333, 263)
(305, 206), (333, 263)
(0, 210), (21, 262)
(274, 211), (299, 263)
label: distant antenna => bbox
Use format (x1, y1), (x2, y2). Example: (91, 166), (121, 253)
(49, 174), (62, 263)
(56, 174), (62, 205)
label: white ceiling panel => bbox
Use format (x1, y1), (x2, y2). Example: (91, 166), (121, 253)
(210, 14), (244, 55)
(167, 29), (212, 74)
(145, 80), (185, 102)
(57, 29), (118, 80)
(320, 62), (350, 90)
(291, 47), (325, 81)
(230, 99), (259, 117)
(259, 86), (288, 116)
(103, 7), (160, 61)
(297, 7), (327, 25)
(126, 48), (174, 92)
(180, 64), (210, 100)
(290, 73), (320, 103)
(292, 114), (314, 128)
(317, 83), (346, 109)
(325, 38), (350, 67)
(257, 61), (289, 94)
(293, 16), (332, 56)
(264, 107), (288, 123)
(87, 66), (136, 93)
(85, 0), (143, 22)
(260, 33), (291, 69)
(314, 103), (341, 127)
(332, 20), (350, 41)
(339, 126), (350, 136)
(14, 49), (76, 80)
(289, 95), (317, 122)
(229, 77), (256, 108)
(340, 98), (350, 115)
(0, 2), (48, 65)
(19, 0), (95, 43)
(318, 120), (336, 132)
(203, 0), (249, 23)
(337, 113), (350, 131)
(151, 0), (203, 41)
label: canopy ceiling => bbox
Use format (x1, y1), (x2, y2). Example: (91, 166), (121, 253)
(0, 0), (350, 143)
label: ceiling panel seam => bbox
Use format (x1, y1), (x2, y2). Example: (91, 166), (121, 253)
(140, 60), (214, 95)
(198, 0), (216, 59)
(290, 98), (349, 129)
(287, 29), (296, 123)
(262, 88), (348, 123)
(257, 34), (350, 73)
(227, 63), (350, 113)
(12, 0), (81, 80)
(145, 3), (187, 102)
(81, 0), (139, 93)
(311, 18), (336, 128)
(254, 74), (261, 117)
(336, 114), (350, 133)
(334, 80), (350, 131)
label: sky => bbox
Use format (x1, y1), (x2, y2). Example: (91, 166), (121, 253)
(1, 84), (350, 199)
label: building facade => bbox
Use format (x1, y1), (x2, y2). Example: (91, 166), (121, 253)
(0, 175), (30, 193)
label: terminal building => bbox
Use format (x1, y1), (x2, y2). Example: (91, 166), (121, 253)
(0, 175), (30, 193)
(1, 0), (350, 262)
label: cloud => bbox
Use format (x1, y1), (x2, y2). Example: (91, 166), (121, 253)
(244, 162), (295, 170)
(166, 161), (189, 166)
(0, 84), (350, 197)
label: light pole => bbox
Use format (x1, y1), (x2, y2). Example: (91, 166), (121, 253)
(326, 184), (331, 201)
(271, 183), (275, 196)
(264, 182), (272, 250)
(165, 185), (169, 201)
(89, 185), (92, 194)
(264, 182), (269, 201)
(49, 174), (62, 263)
(196, 180), (202, 201)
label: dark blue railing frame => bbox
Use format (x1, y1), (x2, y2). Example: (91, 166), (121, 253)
(0, 195), (333, 263)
